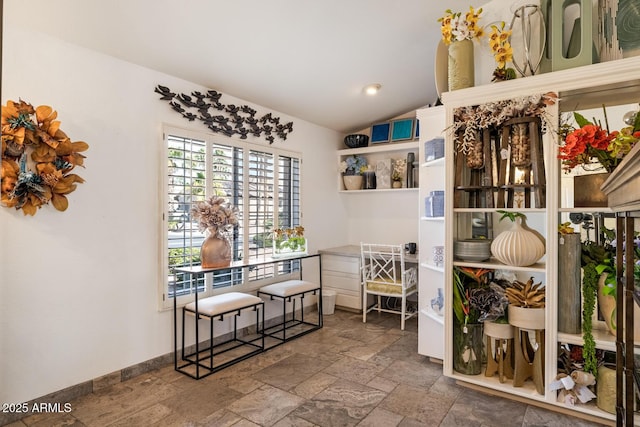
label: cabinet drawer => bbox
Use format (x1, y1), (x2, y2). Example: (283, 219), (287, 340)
(322, 254), (360, 275)
(323, 272), (361, 293)
(335, 292), (361, 310)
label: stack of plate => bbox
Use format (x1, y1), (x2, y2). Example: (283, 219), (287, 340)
(454, 239), (492, 262)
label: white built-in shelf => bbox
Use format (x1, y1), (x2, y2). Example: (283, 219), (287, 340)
(338, 188), (418, 194)
(421, 262), (445, 273)
(440, 55), (640, 427)
(558, 327), (640, 354)
(452, 373), (615, 423)
(558, 328), (615, 352)
(454, 208), (547, 214)
(337, 141), (419, 156)
(450, 371), (544, 401)
(452, 259), (546, 272)
(421, 216), (445, 221)
(420, 308), (444, 325)
(421, 157), (445, 168)
(558, 207), (614, 213)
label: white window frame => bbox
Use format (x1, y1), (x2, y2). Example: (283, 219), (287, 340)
(159, 125), (303, 310)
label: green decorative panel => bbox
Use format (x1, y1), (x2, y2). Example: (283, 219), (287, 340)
(540, 0), (594, 72)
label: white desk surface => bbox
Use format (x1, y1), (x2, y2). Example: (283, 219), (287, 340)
(319, 245), (419, 263)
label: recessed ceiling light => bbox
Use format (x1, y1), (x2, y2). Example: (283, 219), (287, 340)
(364, 84), (382, 95)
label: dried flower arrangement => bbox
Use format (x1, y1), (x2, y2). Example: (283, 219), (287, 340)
(505, 277), (545, 308)
(451, 92), (557, 156)
(191, 196), (239, 238)
(391, 159), (406, 182)
(1, 100), (89, 215)
(468, 280), (509, 323)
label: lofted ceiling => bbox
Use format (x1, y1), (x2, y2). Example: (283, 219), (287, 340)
(6, 0), (474, 133)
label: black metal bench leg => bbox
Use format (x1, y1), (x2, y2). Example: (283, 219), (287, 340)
(282, 298), (287, 342)
(182, 308), (186, 362)
(210, 316), (214, 370)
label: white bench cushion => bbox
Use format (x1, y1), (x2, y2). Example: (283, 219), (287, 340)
(259, 280), (320, 297)
(184, 292), (262, 316)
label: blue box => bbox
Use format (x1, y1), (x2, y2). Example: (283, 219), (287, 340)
(425, 191), (444, 217)
(425, 137), (445, 162)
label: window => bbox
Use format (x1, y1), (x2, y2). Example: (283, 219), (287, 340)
(162, 127), (302, 309)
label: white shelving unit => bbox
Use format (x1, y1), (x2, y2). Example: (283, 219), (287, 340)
(416, 105), (446, 360)
(441, 56), (640, 425)
(337, 141), (419, 192)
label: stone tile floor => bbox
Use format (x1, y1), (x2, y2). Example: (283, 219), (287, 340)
(9, 310), (609, 427)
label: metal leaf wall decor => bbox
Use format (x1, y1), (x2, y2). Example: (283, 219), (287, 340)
(155, 85), (293, 144)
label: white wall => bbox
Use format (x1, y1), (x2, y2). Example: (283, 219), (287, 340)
(344, 192), (419, 246)
(0, 20), (347, 403)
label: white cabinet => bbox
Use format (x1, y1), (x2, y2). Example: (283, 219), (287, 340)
(416, 106), (446, 360)
(319, 247), (362, 311)
(441, 56), (640, 424)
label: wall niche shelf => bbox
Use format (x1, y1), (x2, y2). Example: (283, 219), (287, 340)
(337, 140), (419, 156)
(337, 140), (420, 192)
(338, 188), (417, 194)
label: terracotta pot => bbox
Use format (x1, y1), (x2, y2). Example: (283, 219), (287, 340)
(597, 272), (616, 335)
(598, 272), (640, 341)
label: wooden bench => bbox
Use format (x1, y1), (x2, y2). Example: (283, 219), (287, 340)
(178, 292), (264, 379)
(258, 279), (322, 343)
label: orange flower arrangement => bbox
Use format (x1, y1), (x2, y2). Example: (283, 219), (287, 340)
(558, 109), (640, 173)
(1, 100), (88, 215)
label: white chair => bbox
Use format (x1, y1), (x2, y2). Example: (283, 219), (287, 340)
(361, 243), (418, 330)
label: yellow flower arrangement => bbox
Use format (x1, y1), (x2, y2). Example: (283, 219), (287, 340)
(1, 100), (88, 216)
(438, 7), (484, 45)
(488, 22), (516, 81)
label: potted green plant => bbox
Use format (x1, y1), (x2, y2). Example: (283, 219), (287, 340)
(452, 266), (492, 375)
(580, 228), (615, 376)
(272, 226), (307, 258)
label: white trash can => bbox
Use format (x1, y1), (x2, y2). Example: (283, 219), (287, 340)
(322, 290), (337, 315)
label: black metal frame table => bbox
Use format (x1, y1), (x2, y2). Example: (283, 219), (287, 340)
(173, 253), (322, 378)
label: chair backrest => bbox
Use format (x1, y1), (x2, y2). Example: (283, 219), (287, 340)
(360, 243), (416, 289)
